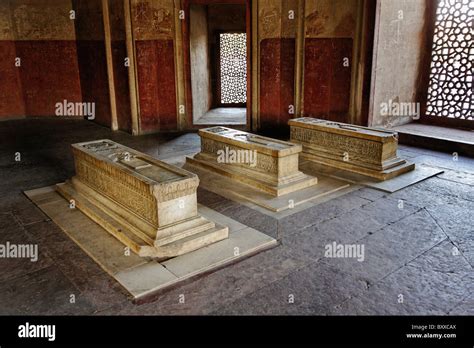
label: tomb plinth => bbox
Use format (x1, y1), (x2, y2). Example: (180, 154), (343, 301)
(56, 139), (228, 259)
(185, 127), (318, 196)
(289, 118), (415, 180)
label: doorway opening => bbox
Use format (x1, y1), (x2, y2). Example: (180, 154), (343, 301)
(185, 1), (249, 127)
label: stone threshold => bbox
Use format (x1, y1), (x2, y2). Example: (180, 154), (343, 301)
(24, 186), (278, 302)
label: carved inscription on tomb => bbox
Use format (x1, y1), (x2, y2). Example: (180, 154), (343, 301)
(201, 138), (216, 154)
(201, 138), (278, 174)
(75, 146), (199, 213)
(153, 180), (198, 202)
(290, 127), (312, 142)
(255, 153), (278, 174)
(291, 127), (383, 162)
(74, 149), (158, 226)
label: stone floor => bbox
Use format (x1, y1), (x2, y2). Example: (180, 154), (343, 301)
(0, 118), (473, 315)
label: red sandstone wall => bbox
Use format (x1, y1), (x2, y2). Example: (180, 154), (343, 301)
(136, 40), (177, 131)
(257, 0), (359, 131)
(303, 38), (352, 122)
(0, 40), (25, 118)
(0, 0), (367, 134)
(0, 1), (82, 118)
(302, 0), (358, 123)
(15, 40), (82, 116)
(131, 0), (178, 133)
(0, 0), (112, 127)
(260, 38), (295, 132)
(257, 0), (297, 134)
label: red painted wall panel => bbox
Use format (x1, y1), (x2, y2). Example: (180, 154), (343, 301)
(136, 40), (177, 132)
(303, 38), (353, 123)
(330, 39), (353, 120)
(304, 39), (331, 117)
(0, 41), (24, 118)
(260, 38), (295, 133)
(260, 39), (281, 131)
(14, 41), (82, 116)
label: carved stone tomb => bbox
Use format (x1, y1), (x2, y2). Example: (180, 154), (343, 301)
(185, 126), (318, 196)
(56, 139), (228, 259)
(289, 118), (415, 180)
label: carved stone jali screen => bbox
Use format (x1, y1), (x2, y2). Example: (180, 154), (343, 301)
(219, 33), (247, 104)
(56, 140), (228, 259)
(289, 118), (415, 181)
(426, 0), (473, 124)
(185, 127), (318, 196)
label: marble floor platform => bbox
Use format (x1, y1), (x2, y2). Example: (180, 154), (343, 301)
(24, 186), (277, 301)
(300, 161), (444, 193)
(184, 157), (351, 213)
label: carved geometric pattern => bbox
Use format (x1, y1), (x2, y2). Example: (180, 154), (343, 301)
(219, 33), (247, 104)
(426, 0), (473, 120)
(75, 156), (158, 226)
(290, 127), (383, 165)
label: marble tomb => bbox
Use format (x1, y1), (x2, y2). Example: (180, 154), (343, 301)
(289, 118), (415, 180)
(185, 126), (319, 196)
(56, 139), (229, 259)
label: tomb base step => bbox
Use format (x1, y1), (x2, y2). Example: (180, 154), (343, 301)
(155, 216), (216, 247)
(56, 181), (228, 260)
(183, 161), (350, 213)
(300, 152), (415, 181)
(185, 155), (318, 196)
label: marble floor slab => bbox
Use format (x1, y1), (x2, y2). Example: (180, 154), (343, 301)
(24, 186), (278, 301)
(300, 161), (443, 193)
(183, 159), (352, 214)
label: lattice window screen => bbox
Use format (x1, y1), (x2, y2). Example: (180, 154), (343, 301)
(426, 0), (473, 120)
(220, 33), (247, 104)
